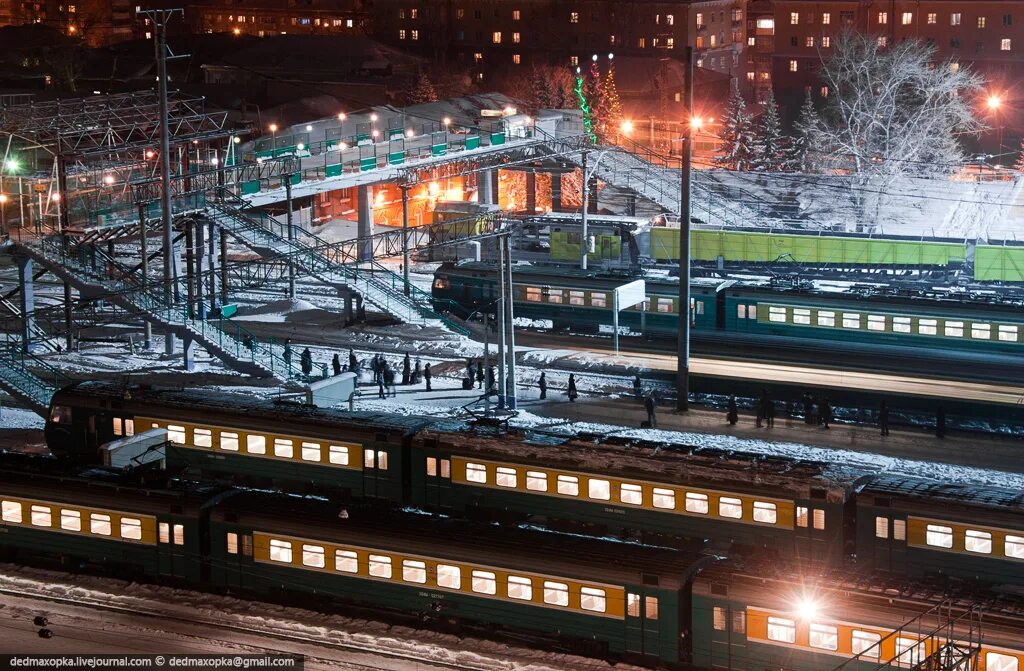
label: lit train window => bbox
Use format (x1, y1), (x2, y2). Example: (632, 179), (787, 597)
(685, 492), (709, 514)
(999, 325), (1019, 342)
(897, 638), (924, 666)
(796, 506), (808, 527)
(1006, 535), (1024, 559)
(620, 483), (642, 505)
(329, 445), (349, 465)
(335, 550), (358, 573)
(767, 616), (796, 643)
(302, 545), (325, 568)
(120, 518), (142, 540)
(226, 532), (238, 554)
(591, 293), (607, 308)
(466, 462), (487, 483)
(810, 623), (838, 650)
(919, 319), (937, 336)
(732, 611), (745, 633)
(269, 539), (292, 563)
(90, 513), (112, 536)
(972, 324), (991, 339)
(247, 435), (266, 454)
(403, 560), (427, 583)
(769, 306), (787, 322)
(588, 479), (611, 501)
(526, 471), (547, 491)
(167, 425), (186, 444)
(945, 321), (964, 337)
(813, 509), (825, 530)
(875, 517), (889, 539)
(472, 570), (496, 594)
(852, 630), (881, 658)
(652, 488), (675, 509)
(274, 438), (294, 458)
(817, 311), (835, 327)
(368, 554), (392, 578)
(437, 564), (461, 588)
(557, 475), (579, 496)
(159, 523), (170, 543)
(426, 457), (437, 476)
(627, 593), (641, 617)
(28, 505), (51, 527)
(893, 317), (911, 333)
(987, 652), (1020, 671)
(544, 581), (569, 606)
(753, 501), (777, 524)
(173, 524), (184, 545)
(925, 524), (953, 548)
(719, 497), (742, 519)
(569, 291), (585, 306)
(1, 500), (22, 523)
(301, 442), (321, 462)
(61, 509), (81, 532)
(220, 432), (239, 451)
(842, 313), (861, 329)
(547, 290), (563, 304)
(580, 587), (606, 613)
(507, 576), (532, 600)
(646, 596), (659, 620)
(113, 417), (124, 436)
(526, 287), (542, 302)
(193, 428), (212, 448)
(495, 467), (517, 488)
(867, 315), (885, 331)
(893, 519), (906, 540)
(737, 304), (747, 319)
(793, 308), (811, 324)
(713, 607), (726, 630)
(657, 298), (674, 313)
(965, 530), (992, 554)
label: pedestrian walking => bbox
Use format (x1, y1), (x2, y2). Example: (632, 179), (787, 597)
(879, 401), (890, 436)
(644, 393), (657, 428)
(802, 392), (814, 425)
(243, 334), (256, 354)
(282, 339), (293, 369)
(765, 397), (775, 428)
(402, 352), (411, 386)
(633, 374), (642, 399)
(538, 372), (547, 400)
(300, 347), (313, 377)
(349, 349), (358, 372)
(424, 363), (432, 391)
(378, 380), (386, 399)
(476, 361), (484, 389)
(567, 373), (578, 402)
(936, 405), (946, 438)
(820, 399), (832, 429)
(332, 353), (342, 376)
(727, 396), (738, 425)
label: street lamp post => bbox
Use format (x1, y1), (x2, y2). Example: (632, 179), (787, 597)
(987, 94), (1004, 164)
(269, 123), (279, 157)
(677, 46), (694, 412)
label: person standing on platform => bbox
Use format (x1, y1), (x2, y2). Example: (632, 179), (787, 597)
(424, 363), (432, 391)
(727, 396), (738, 425)
(384, 365), (396, 397)
(349, 349), (358, 372)
(466, 358), (475, 381)
(402, 352), (411, 386)
(633, 374), (642, 399)
(765, 396), (775, 428)
(879, 401), (890, 436)
(820, 399), (832, 429)
(567, 374), (578, 402)
(644, 393), (657, 428)
(476, 361), (484, 389)
(300, 347), (313, 377)
(412, 358), (422, 384)
(487, 366), (496, 394)
(283, 339), (292, 370)
(332, 353), (342, 376)
(378, 379), (386, 399)
(538, 372), (547, 400)
(756, 390), (768, 428)
(802, 392), (814, 425)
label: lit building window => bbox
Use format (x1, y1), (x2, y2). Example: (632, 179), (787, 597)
(512, 9), (520, 20)
(789, 59), (798, 72)
(927, 13), (937, 24)
(666, 14), (674, 25)
(951, 13), (961, 26)
(878, 12), (887, 24)
(790, 12), (799, 24)
(806, 36), (814, 47)
(1002, 38), (1012, 51)
(411, 29), (418, 40)
(902, 12), (913, 24)
(492, 31), (501, 43)
(399, 29), (406, 39)
(513, 31), (520, 43)
(570, 11), (579, 23)
(513, 54), (521, 64)
(822, 36), (831, 47)
(878, 36), (888, 47)
(978, 16), (986, 28)
(822, 12), (830, 24)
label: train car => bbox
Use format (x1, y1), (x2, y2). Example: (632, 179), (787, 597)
(0, 467), (211, 582)
(209, 492), (711, 665)
(855, 474), (1024, 585)
(45, 381), (430, 499)
(692, 558), (1024, 671)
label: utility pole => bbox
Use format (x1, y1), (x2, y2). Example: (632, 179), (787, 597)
(579, 150), (588, 270)
(141, 7), (185, 356)
(502, 232), (517, 410)
(285, 174), (295, 299)
(401, 184), (410, 296)
(677, 46), (694, 412)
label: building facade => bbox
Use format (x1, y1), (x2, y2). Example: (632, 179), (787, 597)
(186, 0), (370, 38)
(0, 0), (135, 46)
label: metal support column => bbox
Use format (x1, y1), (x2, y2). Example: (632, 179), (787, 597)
(138, 204), (152, 349)
(207, 222), (219, 310)
(184, 220), (195, 318)
(219, 227), (229, 304)
(401, 184), (410, 296)
(16, 256), (35, 352)
(502, 233), (517, 410)
(63, 282), (73, 351)
(357, 184), (373, 262)
(525, 171), (536, 215)
(551, 173), (562, 211)
(677, 46), (694, 412)
(496, 237), (506, 410)
(195, 217), (206, 319)
(580, 150), (589, 271)
(285, 175), (296, 299)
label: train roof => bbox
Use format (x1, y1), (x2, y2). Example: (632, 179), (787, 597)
(859, 474), (1024, 511)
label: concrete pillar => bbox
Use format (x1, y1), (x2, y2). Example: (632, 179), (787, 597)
(551, 173), (562, 211)
(625, 192), (637, 217)
(185, 221), (195, 319)
(207, 222), (219, 310)
(220, 228), (229, 305)
(357, 184), (373, 262)
(63, 282), (73, 352)
(587, 174), (599, 214)
(17, 256), (35, 352)
(195, 219), (206, 319)
(182, 335), (196, 372)
(525, 172), (536, 214)
(478, 170), (495, 205)
(490, 169), (499, 205)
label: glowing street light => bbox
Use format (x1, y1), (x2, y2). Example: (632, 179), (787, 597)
(51, 192), (61, 202)
(269, 123), (278, 154)
(102, 174), (115, 185)
(305, 124), (313, 132)
(232, 27), (241, 36)
(405, 128), (415, 138)
(795, 596), (822, 621)
(620, 120), (634, 135)
(987, 94), (1003, 110)
(337, 112), (346, 121)
(690, 116), (704, 131)
(2, 158), (18, 173)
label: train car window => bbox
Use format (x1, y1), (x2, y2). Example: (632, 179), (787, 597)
(113, 417), (124, 436)
(557, 475), (579, 496)
(90, 513), (112, 536)
(642, 298), (651, 312)
(737, 304), (747, 319)
(685, 492), (709, 514)
(753, 501), (777, 524)
(269, 539), (292, 563)
(60, 509), (81, 532)
(495, 467), (518, 488)
(220, 432), (239, 451)
(719, 497), (743, 519)
(526, 287), (542, 302)
(588, 479), (611, 501)
(167, 425), (186, 444)
(120, 518), (142, 540)
(302, 545), (325, 568)
(544, 581), (569, 606)
(274, 438), (294, 458)
(875, 516), (889, 539)
(507, 576), (532, 600)
(987, 652), (1020, 671)
(1, 501), (22, 523)
(732, 611), (745, 633)
(893, 317), (912, 333)
(712, 607), (726, 631)
(569, 291), (585, 306)
(376, 451), (389, 470)
(246, 435), (267, 454)
(580, 587), (606, 613)
(769, 306), (787, 322)
(767, 616), (796, 643)
(971, 323), (991, 339)
(897, 638), (924, 666)
(893, 519), (906, 541)
(226, 532), (238, 554)
(526, 471), (548, 491)
(471, 570), (497, 594)
(925, 524), (953, 548)
(242, 535), (252, 556)
(193, 428), (212, 448)
(965, 530), (992, 554)
(158, 522), (170, 543)
(426, 457), (437, 476)
(657, 298), (674, 314)
(626, 593), (640, 617)
(335, 550), (358, 573)
(547, 290), (563, 304)
(620, 483), (643, 505)
(809, 623), (838, 650)
(173, 524), (184, 545)
(795, 506), (808, 527)
(301, 442), (321, 462)
(125, 419), (135, 436)
(695, 300), (705, 315)
(645, 596), (659, 620)
(813, 509), (826, 530)
(793, 308), (811, 324)
(402, 560), (427, 583)
(1005, 535), (1024, 559)
(591, 293), (607, 308)
(817, 311), (835, 327)
(919, 319), (938, 335)
(437, 564), (461, 589)
(999, 325), (1019, 342)
(30, 505), (52, 527)
(842, 312), (861, 329)
(440, 459), (450, 478)
(852, 630), (881, 659)
(867, 315), (886, 331)
(465, 462), (487, 483)
(368, 554), (392, 578)
(49, 405), (72, 424)
(944, 321), (964, 337)
(652, 488), (675, 509)
(329, 445), (350, 465)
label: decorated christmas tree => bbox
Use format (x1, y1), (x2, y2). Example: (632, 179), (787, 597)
(408, 72), (438, 105)
(595, 58), (623, 142)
